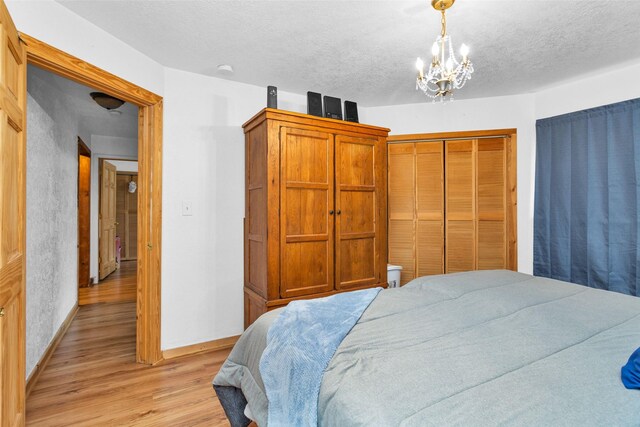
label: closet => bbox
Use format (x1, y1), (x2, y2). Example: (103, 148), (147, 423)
(388, 130), (517, 285)
(243, 108), (389, 327)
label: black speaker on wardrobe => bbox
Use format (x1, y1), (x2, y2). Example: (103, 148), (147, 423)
(323, 96), (342, 120)
(344, 101), (359, 123)
(307, 91), (323, 117)
(267, 86), (277, 108)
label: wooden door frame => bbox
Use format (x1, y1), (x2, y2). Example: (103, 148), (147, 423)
(22, 34), (163, 364)
(77, 137), (91, 288)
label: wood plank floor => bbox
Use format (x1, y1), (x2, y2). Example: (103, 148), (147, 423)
(79, 260), (137, 305)
(28, 261), (233, 426)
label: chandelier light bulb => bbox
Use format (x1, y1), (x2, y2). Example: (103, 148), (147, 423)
(460, 43), (470, 60)
(431, 42), (440, 57)
(416, 57), (425, 79)
(446, 58), (454, 72)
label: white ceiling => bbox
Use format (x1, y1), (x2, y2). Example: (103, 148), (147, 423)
(27, 64), (138, 139)
(55, 0), (640, 107)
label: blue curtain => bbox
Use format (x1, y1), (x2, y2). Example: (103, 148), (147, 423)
(534, 98), (640, 297)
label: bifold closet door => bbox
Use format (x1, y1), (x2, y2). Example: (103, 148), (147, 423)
(388, 143), (416, 284)
(445, 140), (476, 273)
(279, 127), (334, 298)
(416, 142), (444, 276)
(335, 134), (382, 290)
(477, 138), (507, 269)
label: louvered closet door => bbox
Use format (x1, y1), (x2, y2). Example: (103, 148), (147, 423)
(477, 138), (507, 269)
(445, 139), (476, 273)
(280, 127), (334, 298)
(416, 142), (444, 276)
(388, 143), (415, 285)
(335, 135), (380, 289)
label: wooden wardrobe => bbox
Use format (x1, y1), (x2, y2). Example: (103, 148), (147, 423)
(243, 108), (389, 327)
(388, 130), (517, 285)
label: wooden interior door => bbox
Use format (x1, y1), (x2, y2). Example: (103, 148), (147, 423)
(445, 139), (476, 273)
(116, 173), (138, 261)
(77, 142), (91, 287)
(0, 2), (26, 424)
(280, 127), (334, 298)
(477, 138), (507, 269)
(388, 143), (416, 285)
(416, 142), (444, 276)
(99, 160), (117, 280)
(335, 135), (380, 289)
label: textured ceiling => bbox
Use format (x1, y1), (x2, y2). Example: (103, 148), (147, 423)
(55, 0), (640, 107)
(28, 64), (138, 139)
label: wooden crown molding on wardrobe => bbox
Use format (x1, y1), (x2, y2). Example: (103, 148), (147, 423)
(20, 33), (164, 365)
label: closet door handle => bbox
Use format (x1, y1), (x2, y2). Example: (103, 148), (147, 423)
(329, 210), (334, 215)
(336, 210), (341, 215)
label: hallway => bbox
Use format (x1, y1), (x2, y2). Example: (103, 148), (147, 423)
(26, 262), (231, 426)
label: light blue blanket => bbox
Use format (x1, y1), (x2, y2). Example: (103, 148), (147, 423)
(258, 288), (381, 426)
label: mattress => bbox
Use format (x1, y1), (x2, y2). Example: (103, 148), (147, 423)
(213, 270), (640, 426)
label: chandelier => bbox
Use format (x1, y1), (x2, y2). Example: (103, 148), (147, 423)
(415, 0), (474, 100)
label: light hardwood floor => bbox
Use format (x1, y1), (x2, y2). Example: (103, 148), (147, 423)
(79, 260), (137, 305)
(28, 261), (232, 426)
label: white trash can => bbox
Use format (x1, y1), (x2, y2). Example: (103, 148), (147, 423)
(387, 264), (403, 288)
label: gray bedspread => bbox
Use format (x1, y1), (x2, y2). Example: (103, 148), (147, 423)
(214, 270), (640, 426)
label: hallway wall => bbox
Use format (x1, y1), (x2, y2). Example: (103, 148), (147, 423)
(25, 90), (78, 379)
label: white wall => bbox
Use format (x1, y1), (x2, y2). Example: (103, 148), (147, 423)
(25, 92), (78, 379)
(110, 160), (138, 173)
(361, 94), (537, 274)
(6, 0), (164, 96)
(535, 60), (640, 119)
(161, 68), (306, 349)
(90, 135), (138, 283)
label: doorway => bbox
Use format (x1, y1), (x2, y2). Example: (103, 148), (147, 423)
(78, 138), (91, 288)
(24, 34), (163, 364)
(116, 171), (138, 262)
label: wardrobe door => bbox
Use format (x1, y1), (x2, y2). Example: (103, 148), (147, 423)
(416, 142), (444, 276)
(388, 143), (415, 285)
(477, 138), (507, 269)
(335, 134), (380, 289)
(279, 127), (334, 298)
(445, 139), (476, 273)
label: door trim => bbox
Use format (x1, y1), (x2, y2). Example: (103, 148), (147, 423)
(22, 34), (163, 364)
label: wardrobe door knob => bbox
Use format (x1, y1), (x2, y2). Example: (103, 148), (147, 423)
(337, 210), (341, 215)
(329, 210), (334, 215)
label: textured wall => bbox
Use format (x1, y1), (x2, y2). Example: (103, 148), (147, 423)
(25, 92), (78, 379)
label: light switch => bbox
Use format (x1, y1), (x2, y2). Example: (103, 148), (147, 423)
(182, 201), (193, 216)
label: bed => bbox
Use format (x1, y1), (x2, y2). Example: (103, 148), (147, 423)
(213, 270), (640, 426)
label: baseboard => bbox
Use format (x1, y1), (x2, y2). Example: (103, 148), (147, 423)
(26, 304), (79, 398)
(162, 335), (240, 360)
